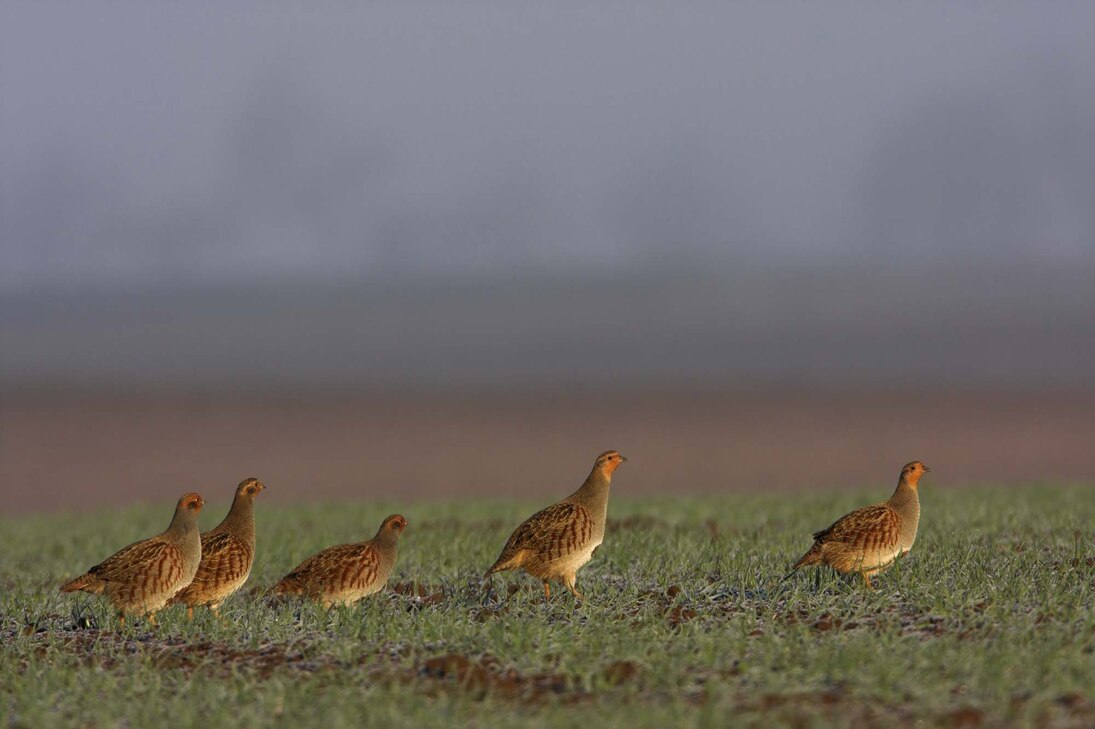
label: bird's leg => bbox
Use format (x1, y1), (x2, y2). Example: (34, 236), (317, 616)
(862, 573), (874, 590)
(117, 612), (126, 627)
(186, 606), (194, 621)
(147, 612), (159, 627)
(542, 581), (551, 600)
(564, 575), (584, 602)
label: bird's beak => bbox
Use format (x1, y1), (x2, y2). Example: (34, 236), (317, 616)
(923, 466), (931, 473)
(620, 455), (629, 463)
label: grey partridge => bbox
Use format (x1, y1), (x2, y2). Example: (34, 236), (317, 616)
(787, 461), (929, 587)
(170, 478), (264, 617)
(60, 492), (205, 622)
(269, 514), (407, 607)
(485, 450), (627, 600)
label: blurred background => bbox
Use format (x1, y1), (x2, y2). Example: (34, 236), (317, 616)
(2, 2), (1093, 515)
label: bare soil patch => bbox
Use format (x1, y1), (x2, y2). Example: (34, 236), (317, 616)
(4, 387), (1094, 515)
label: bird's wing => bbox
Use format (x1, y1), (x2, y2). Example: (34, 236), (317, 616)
(503, 502), (595, 562)
(283, 543), (380, 589)
(89, 538), (185, 586)
(812, 504), (900, 552)
(188, 531), (252, 587)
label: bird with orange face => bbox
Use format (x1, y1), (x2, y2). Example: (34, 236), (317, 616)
(269, 514), (408, 608)
(170, 478), (264, 618)
(785, 461), (930, 587)
(60, 492), (205, 623)
(485, 450), (627, 601)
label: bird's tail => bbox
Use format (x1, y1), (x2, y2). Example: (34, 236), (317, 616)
(483, 549), (521, 580)
(59, 574), (96, 593)
(266, 578), (300, 597)
(782, 547), (821, 582)
(482, 550), (526, 596)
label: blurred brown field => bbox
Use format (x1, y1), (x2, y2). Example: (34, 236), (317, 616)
(2, 386), (1092, 516)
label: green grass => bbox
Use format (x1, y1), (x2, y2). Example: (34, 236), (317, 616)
(2, 486), (1094, 728)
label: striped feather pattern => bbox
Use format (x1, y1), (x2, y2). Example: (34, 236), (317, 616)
(484, 450), (625, 599)
(810, 504), (903, 573)
(171, 531), (254, 609)
(789, 461), (927, 584)
(489, 502), (595, 572)
(59, 492), (204, 616)
(170, 479), (263, 611)
(272, 544), (383, 606)
(815, 504), (900, 552)
(269, 514), (404, 608)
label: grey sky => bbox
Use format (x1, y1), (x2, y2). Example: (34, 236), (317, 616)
(2, 3), (1093, 388)
(2, 2), (1093, 291)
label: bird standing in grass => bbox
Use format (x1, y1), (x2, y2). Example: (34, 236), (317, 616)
(60, 492), (205, 623)
(268, 514), (407, 607)
(786, 461), (929, 587)
(485, 449), (627, 601)
(170, 478), (264, 618)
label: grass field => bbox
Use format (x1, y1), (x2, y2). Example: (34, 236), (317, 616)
(2, 486), (1094, 727)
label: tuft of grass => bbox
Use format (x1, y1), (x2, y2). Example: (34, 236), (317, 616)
(2, 485), (1094, 727)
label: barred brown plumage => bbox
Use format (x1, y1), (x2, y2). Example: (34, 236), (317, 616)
(485, 450), (627, 601)
(268, 514), (406, 607)
(60, 492), (205, 623)
(786, 461), (929, 587)
(170, 478), (264, 617)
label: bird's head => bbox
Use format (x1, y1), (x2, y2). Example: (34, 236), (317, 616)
(178, 492), (205, 514)
(383, 514), (408, 534)
(900, 461), (930, 487)
(594, 450), (628, 476)
(235, 477), (265, 500)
